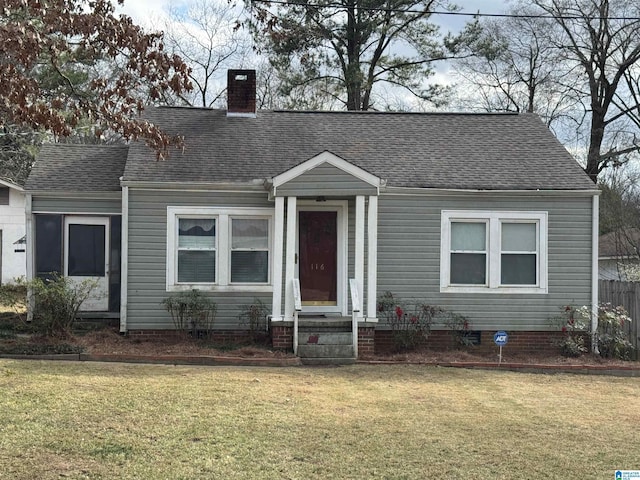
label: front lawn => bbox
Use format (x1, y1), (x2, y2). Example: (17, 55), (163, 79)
(1, 361), (638, 479)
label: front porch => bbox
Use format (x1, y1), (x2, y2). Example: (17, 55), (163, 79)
(268, 151), (383, 361)
(271, 316), (377, 364)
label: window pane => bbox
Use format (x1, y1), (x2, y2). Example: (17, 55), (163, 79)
(179, 218), (215, 248)
(68, 224), (105, 276)
(501, 254), (536, 285)
(0, 186), (9, 205)
(35, 214), (62, 277)
(232, 219), (268, 249)
(178, 251), (216, 282)
(502, 223), (536, 251)
(231, 251), (268, 283)
(451, 222), (486, 251)
(451, 253), (486, 284)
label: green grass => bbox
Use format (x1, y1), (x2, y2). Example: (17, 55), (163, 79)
(0, 361), (639, 479)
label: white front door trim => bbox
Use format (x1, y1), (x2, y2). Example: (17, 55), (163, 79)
(64, 216), (109, 311)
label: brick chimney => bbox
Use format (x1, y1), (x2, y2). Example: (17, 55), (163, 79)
(227, 69), (256, 117)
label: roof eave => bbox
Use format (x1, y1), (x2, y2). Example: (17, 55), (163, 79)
(24, 190), (122, 198)
(0, 178), (24, 191)
(382, 186), (600, 196)
(120, 179), (268, 191)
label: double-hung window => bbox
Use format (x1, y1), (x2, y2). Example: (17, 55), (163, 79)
(177, 218), (217, 283)
(230, 218), (269, 283)
(441, 211), (547, 294)
(167, 207), (273, 291)
(450, 221), (488, 285)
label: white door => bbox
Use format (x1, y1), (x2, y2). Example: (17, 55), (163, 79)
(64, 216), (109, 311)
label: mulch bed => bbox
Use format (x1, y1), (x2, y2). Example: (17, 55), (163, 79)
(1, 327), (639, 373)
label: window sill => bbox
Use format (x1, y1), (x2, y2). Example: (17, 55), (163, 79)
(440, 286), (547, 295)
(167, 284), (273, 293)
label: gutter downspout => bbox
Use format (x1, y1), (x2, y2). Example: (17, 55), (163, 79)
(25, 193), (34, 322)
(119, 185), (129, 333)
(591, 193), (599, 354)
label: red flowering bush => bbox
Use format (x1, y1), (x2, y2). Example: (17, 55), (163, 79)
(553, 305), (588, 357)
(443, 312), (473, 348)
(377, 292), (449, 352)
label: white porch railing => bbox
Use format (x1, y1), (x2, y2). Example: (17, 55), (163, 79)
(292, 278), (302, 355)
(290, 278), (359, 358)
(349, 278), (360, 358)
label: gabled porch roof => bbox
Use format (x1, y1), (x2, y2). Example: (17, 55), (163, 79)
(270, 151), (384, 197)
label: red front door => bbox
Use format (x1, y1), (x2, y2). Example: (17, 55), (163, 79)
(299, 211), (337, 306)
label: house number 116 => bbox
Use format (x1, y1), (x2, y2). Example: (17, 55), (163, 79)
(311, 263), (325, 271)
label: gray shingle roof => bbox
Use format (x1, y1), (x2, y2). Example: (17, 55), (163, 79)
(122, 108), (597, 191)
(26, 144), (128, 192)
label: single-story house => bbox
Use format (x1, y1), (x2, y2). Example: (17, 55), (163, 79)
(0, 178), (26, 284)
(24, 70), (600, 360)
(599, 228), (640, 281)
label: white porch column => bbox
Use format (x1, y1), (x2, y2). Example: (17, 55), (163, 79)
(366, 195), (378, 320)
(283, 196), (297, 320)
(355, 195), (365, 318)
(271, 196), (285, 321)
(25, 194), (33, 283)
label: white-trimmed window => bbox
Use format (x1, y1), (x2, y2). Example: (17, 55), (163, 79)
(167, 207), (273, 292)
(441, 211), (548, 294)
(177, 218), (217, 283)
(230, 217), (269, 283)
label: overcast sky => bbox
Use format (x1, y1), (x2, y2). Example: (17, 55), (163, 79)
(433, 0), (511, 32)
(116, 0), (512, 104)
(118, 0), (512, 35)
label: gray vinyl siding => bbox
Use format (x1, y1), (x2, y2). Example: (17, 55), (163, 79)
(376, 193), (594, 331)
(32, 196), (121, 214)
(126, 187), (593, 332)
(276, 163), (377, 197)
(126, 189), (274, 330)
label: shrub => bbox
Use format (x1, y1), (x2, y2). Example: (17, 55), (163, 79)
(377, 291), (443, 352)
(593, 303), (634, 360)
(553, 305), (589, 357)
(162, 290), (217, 338)
(443, 312), (474, 348)
(238, 299), (269, 343)
(553, 303), (635, 360)
(20, 276), (98, 338)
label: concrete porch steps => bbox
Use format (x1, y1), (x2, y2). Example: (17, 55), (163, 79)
(296, 316), (356, 365)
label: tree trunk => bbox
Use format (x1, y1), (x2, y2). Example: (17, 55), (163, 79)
(586, 113), (605, 183)
(345, 0), (362, 110)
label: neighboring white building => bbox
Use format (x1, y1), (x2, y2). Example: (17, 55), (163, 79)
(0, 179), (26, 284)
(599, 228), (640, 281)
